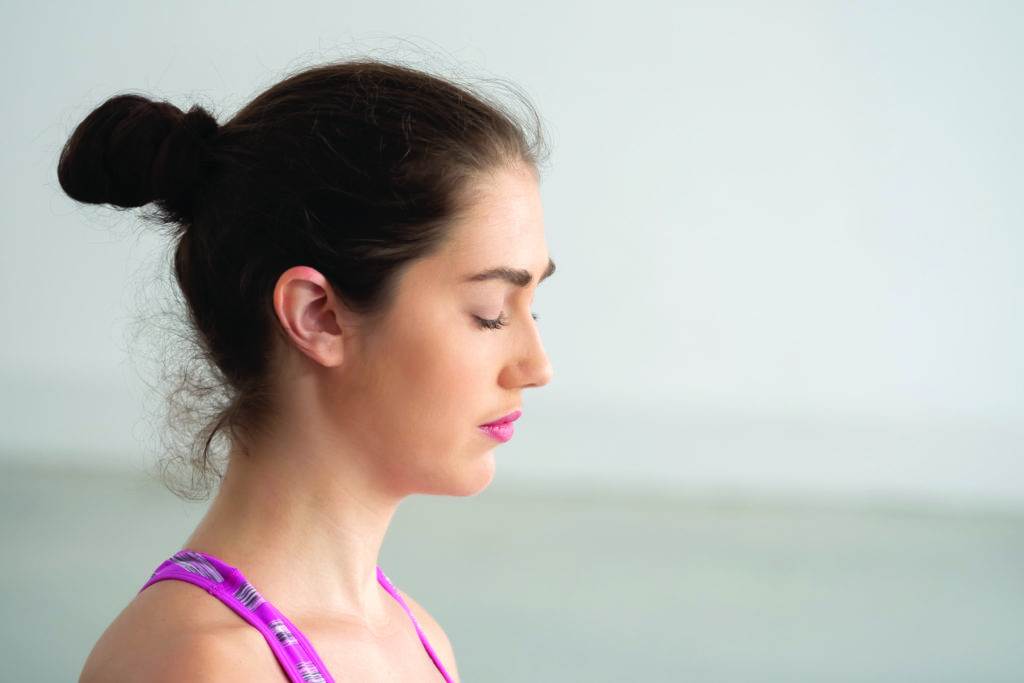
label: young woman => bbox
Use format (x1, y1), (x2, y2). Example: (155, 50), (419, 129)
(59, 58), (556, 682)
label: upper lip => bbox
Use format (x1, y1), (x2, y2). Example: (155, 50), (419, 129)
(480, 409), (522, 426)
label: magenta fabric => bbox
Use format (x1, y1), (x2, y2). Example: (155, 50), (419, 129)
(138, 549), (454, 682)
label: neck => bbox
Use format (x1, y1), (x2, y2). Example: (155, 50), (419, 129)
(183, 434), (404, 631)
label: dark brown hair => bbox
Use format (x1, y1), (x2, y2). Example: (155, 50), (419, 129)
(57, 58), (549, 500)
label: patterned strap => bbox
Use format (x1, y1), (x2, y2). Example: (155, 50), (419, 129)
(139, 550), (333, 683)
(139, 550), (452, 682)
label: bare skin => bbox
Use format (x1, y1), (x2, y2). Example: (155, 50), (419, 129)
(79, 162), (554, 682)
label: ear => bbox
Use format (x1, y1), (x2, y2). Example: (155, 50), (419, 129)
(271, 266), (357, 368)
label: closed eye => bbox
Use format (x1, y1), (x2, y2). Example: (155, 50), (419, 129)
(474, 311), (540, 330)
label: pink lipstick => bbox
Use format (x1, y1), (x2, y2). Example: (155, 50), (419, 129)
(478, 409), (522, 443)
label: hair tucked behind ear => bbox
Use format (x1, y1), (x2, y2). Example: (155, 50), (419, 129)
(57, 57), (549, 500)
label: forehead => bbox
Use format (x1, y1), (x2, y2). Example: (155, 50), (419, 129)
(444, 165), (547, 263)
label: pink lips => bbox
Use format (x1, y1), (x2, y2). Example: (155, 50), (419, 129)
(478, 409), (522, 443)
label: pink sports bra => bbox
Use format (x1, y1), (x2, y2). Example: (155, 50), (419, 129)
(138, 549), (454, 682)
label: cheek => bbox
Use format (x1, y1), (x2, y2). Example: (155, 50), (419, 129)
(383, 317), (490, 416)
(369, 296), (510, 425)
(421, 344), (490, 408)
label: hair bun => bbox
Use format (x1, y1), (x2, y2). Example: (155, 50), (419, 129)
(150, 105), (219, 215)
(57, 94), (219, 222)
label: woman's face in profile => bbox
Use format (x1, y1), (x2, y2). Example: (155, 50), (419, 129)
(331, 162), (555, 497)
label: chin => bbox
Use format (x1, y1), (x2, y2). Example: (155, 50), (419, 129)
(441, 451), (496, 497)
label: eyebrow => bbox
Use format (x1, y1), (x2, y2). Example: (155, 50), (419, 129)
(462, 257), (557, 287)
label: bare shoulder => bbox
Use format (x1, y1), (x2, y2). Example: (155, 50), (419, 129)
(395, 586), (462, 683)
(79, 579), (285, 683)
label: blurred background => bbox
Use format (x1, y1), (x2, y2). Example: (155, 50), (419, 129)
(3, 1), (1022, 681)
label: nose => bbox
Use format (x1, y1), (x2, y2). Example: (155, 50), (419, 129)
(522, 345), (554, 388)
(501, 313), (553, 389)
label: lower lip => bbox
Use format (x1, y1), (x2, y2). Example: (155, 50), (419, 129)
(478, 422), (515, 442)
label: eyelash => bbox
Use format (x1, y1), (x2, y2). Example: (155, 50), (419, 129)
(475, 311), (540, 330)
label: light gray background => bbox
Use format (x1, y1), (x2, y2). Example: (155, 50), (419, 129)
(2, 1), (1021, 681)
